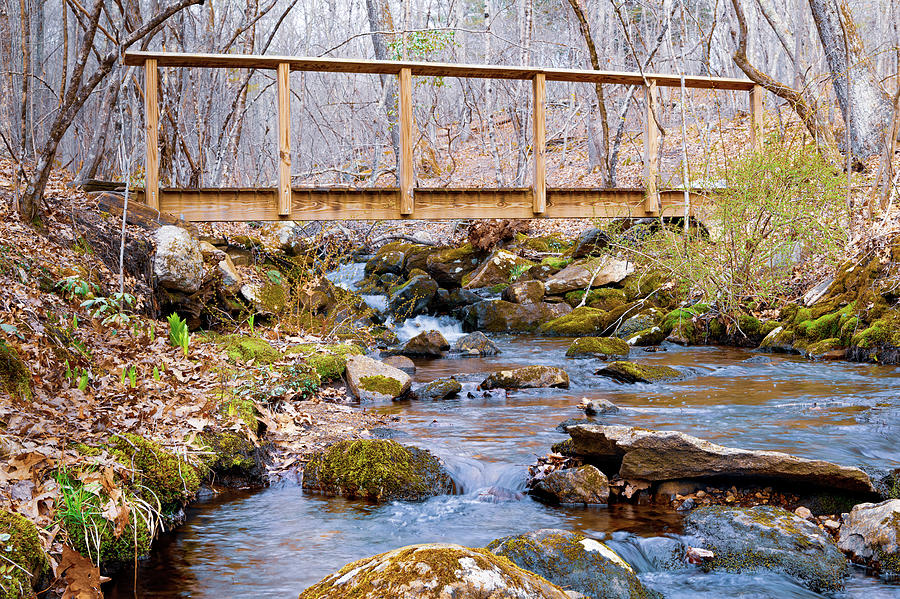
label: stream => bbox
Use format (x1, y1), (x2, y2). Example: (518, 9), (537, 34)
(109, 265), (900, 598)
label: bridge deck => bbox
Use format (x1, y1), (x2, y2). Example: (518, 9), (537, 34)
(134, 187), (707, 222)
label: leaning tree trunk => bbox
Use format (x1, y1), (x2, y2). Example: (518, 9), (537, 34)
(807, 0), (892, 159)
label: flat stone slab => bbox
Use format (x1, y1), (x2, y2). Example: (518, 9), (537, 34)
(565, 424), (875, 493)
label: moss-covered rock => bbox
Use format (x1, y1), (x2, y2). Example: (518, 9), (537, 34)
(398, 330), (449, 357)
(564, 287), (627, 311)
(345, 355), (411, 401)
(286, 343), (364, 381)
(453, 331), (500, 356)
(299, 543), (570, 599)
(0, 341), (30, 400)
(487, 529), (657, 599)
(595, 361), (682, 384)
(301, 439), (454, 501)
(538, 306), (608, 336)
(530, 466), (610, 506)
(365, 250), (406, 276)
(425, 244), (482, 287)
(220, 335), (281, 364)
(387, 273), (439, 319)
(0, 511), (47, 599)
(413, 378), (462, 400)
(684, 505), (849, 593)
(566, 337), (629, 359)
(502, 280), (545, 304)
(197, 430), (267, 487)
(109, 433), (201, 510)
(462, 300), (572, 333)
(480, 366), (569, 390)
(625, 326), (666, 346)
(463, 249), (535, 289)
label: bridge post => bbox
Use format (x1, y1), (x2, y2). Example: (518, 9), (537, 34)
(750, 84), (763, 150)
(144, 58), (159, 210)
(276, 62), (292, 217)
(532, 73), (546, 215)
(399, 67), (414, 216)
(643, 79), (660, 215)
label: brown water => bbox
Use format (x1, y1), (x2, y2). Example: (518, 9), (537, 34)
(109, 332), (900, 599)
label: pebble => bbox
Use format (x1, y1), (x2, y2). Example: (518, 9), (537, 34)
(795, 506), (813, 519)
(823, 519), (840, 530)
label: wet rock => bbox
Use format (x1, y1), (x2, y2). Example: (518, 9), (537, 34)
(758, 325), (800, 354)
(463, 249), (535, 289)
(299, 543), (570, 599)
(425, 244), (482, 286)
(387, 273), (439, 319)
(579, 398), (620, 415)
(153, 226), (203, 293)
(453, 331), (500, 356)
(544, 256), (634, 295)
(302, 439), (454, 501)
(684, 505), (849, 592)
(414, 378), (462, 400)
(345, 355), (411, 401)
(365, 250), (406, 276)
(199, 430), (268, 487)
(595, 361), (682, 383)
(461, 300), (571, 332)
(477, 486), (525, 503)
(539, 306), (608, 336)
(531, 465), (610, 505)
(382, 355), (416, 374)
(487, 529), (656, 599)
(480, 365), (569, 390)
(838, 499), (900, 577)
(615, 313), (660, 338)
(565, 424), (876, 493)
(502, 280), (545, 304)
(627, 326), (666, 346)
(566, 337), (629, 359)
(399, 330), (450, 357)
(571, 227), (610, 259)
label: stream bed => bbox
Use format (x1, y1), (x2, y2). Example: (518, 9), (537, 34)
(110, 321), (900, 598)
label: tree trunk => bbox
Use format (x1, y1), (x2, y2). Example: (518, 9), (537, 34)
(365, 0), (401, 180)
(807, 0), (892, 159)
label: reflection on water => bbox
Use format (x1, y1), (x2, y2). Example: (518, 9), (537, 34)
(110, 337), (900, 599)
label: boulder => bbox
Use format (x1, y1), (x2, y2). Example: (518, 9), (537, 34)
(425, 244), (482, 286)
(487, 529), (655, 599)
(595, 361), (682, 383)
(345, 355), (411, 401)
(153, 226), (203, 293)
(365, 250), (406, 276)
(199, 240), (225, 260)
(502, 280), (545, 304)
(481, 366), (569, 390)
(217, 255), (242, 293)
(566, 337), (629, 359)
(453, 331), (500, 356)
(463, 249), (535, 289)
(838, 499), (900, 576)
(462, 300), (571, 333)
(544, 256), (634, 295)
(531, 465), (610, 505)
(565, 423), (876, 493)
(414, 378), (462, 400)
(684, 506), (849, 592)
(579, 398), (620, 415)
(299, 543), (570, 599)
(539, 306), (608, 336)
(614, 313), (659, 338)
(399, 330), (450, 357)
(382, 355), (416, 374)
(302, 439), (453, 501)
(387, 273), (439, 319)
(571, 227), (610, 259)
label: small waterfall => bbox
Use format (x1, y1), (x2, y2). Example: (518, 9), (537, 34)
(393, 314), (465, 343)
(440, 455), (528, 496)
(326, 261), (367, 290)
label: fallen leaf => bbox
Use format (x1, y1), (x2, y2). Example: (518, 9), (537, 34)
(56, 545), (104, 599)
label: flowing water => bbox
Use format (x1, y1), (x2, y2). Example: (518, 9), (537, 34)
(110, 268), (900, 598)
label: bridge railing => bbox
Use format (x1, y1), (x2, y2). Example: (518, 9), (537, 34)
(123, 51), (762, 222)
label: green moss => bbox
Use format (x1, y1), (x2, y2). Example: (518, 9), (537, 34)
(622, 272), (665, 303)
(550, 439), (576, 455)
(489, 283), (509, 293)
(793, 308), (812, 325)
(850, 314), (900, 350)
(598, 361), (682, 383)
(522, 234), (571, 253)
(0, 511), (47, 599)
(224, 395), (259, 432)
(109, 433), (200, 511)
(737, 314), (762, 336)
(627, 326), (667, 346)
(564, 288), (627, 310)
(806, 338), (843, 357)
(760, 320), (780, 337)
(541, 256), (572, 270)
(286, 343), (364, 381)
(432, 243), (476, 262)
(220, 335), (281, 364)
(566, 336), (629, 358)
(539, 307), (608, 336)
(0, 341), (31, 400)
(301, 439), (453, 501)
(197, 431), (258, 475)
(258, 280), (290, 313)
(359, 375), (403, 397)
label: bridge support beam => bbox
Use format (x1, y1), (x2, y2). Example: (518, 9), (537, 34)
(532, 73), (546, 214)
(398, 67), (414, 216)
(144, 58), (159, 211)
(277, 62), (292, 217)
(643, 79), (660, 215)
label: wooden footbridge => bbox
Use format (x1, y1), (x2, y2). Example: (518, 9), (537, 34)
(123, 51), (763, 222)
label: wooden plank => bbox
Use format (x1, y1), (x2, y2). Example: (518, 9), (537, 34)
(750, 84), (764, 150)
(276, 62), (292, 216)
(643, 79), (660, 215)
(123, 51), (756, 91)
(132, 187), (703, 221)
(144, 58), (159, 210)
(398, 67), (414, 216)
(532, 73), (547, 214)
